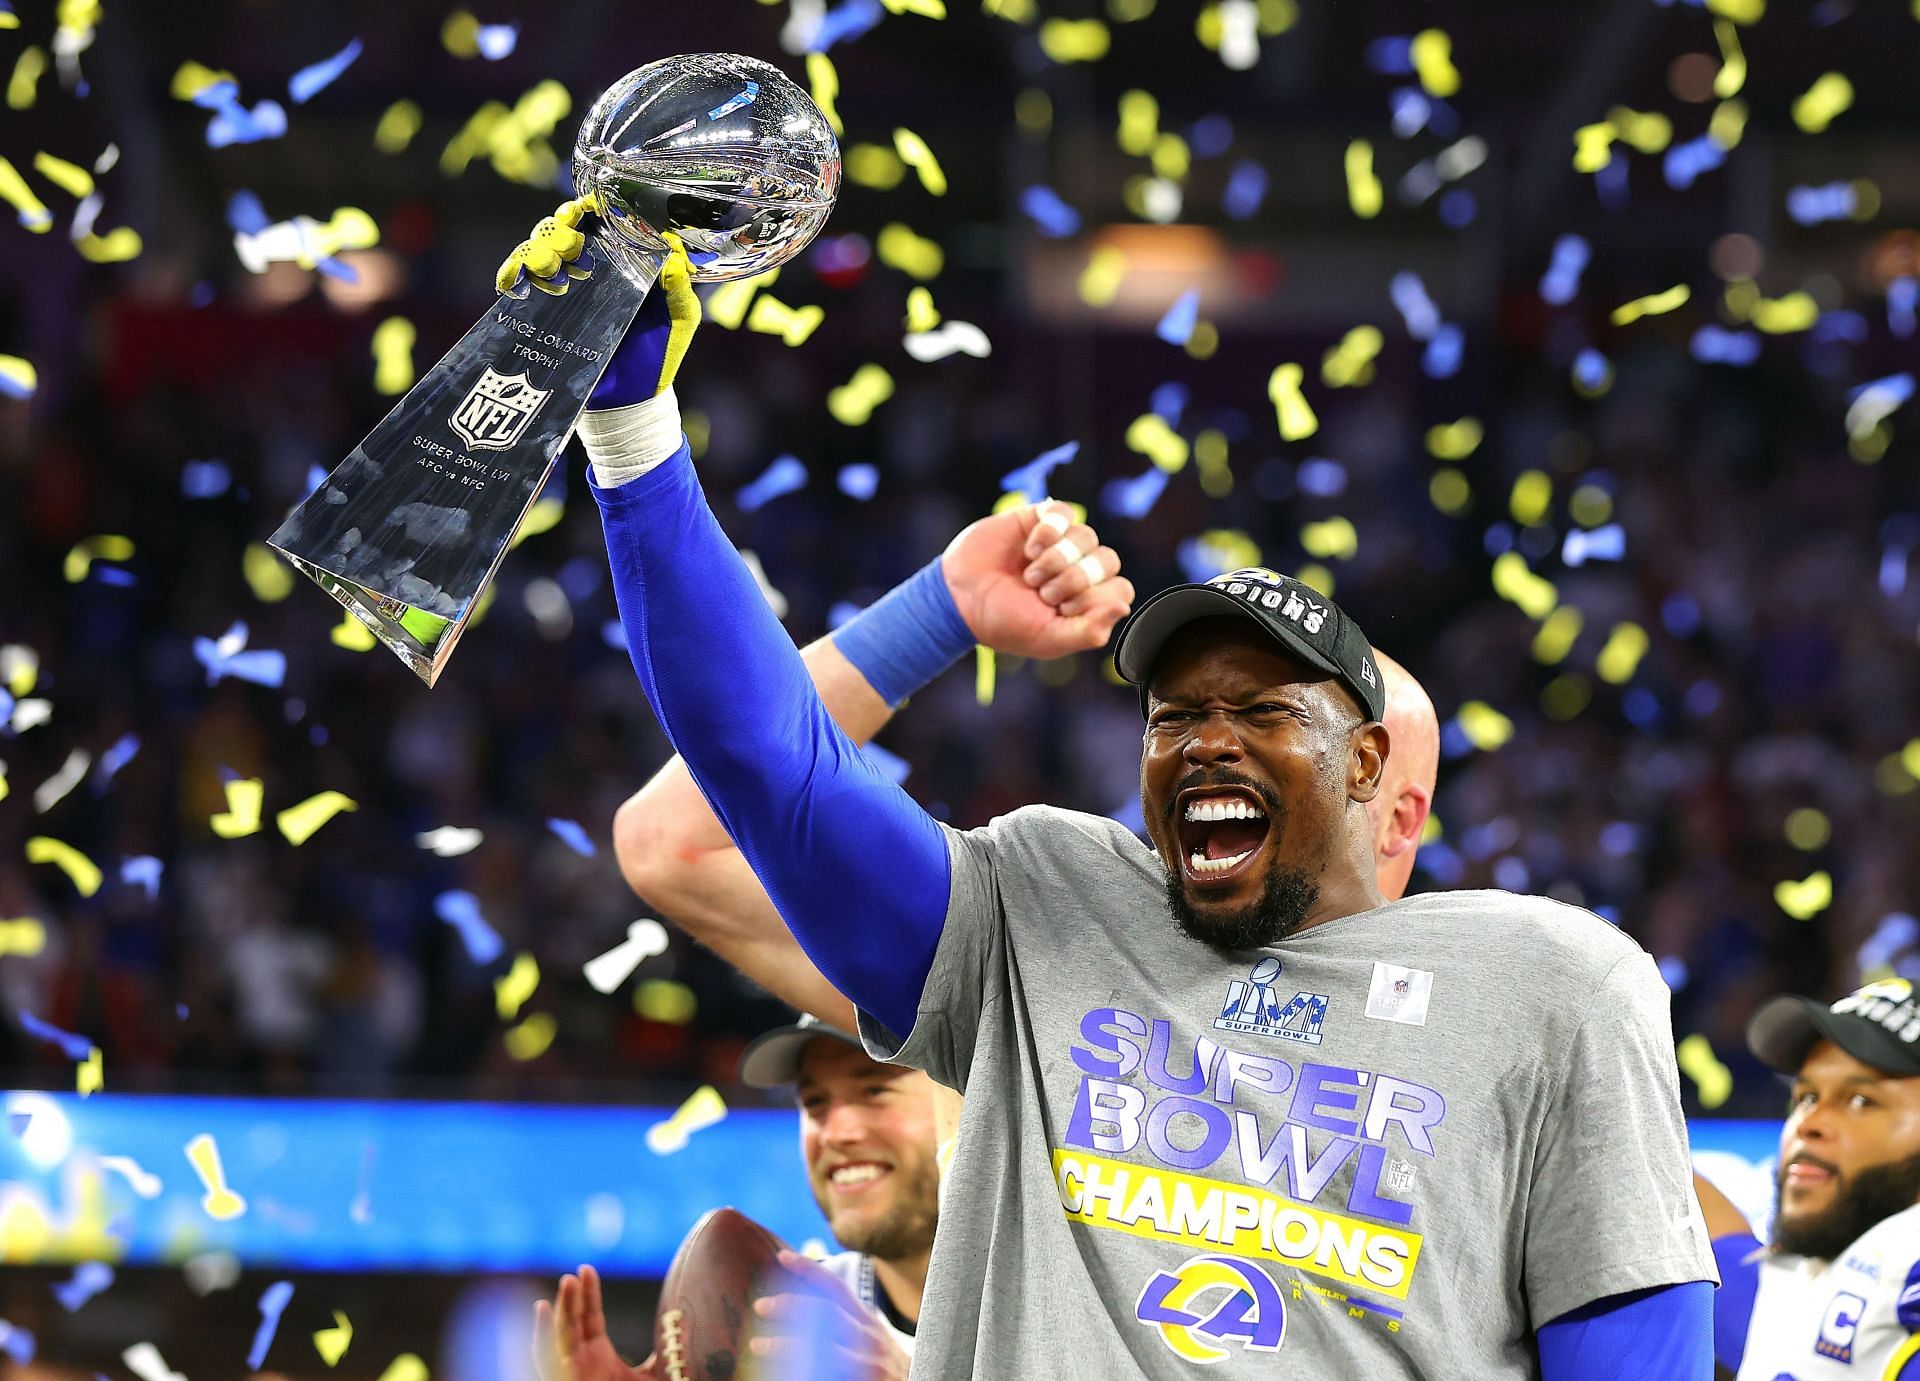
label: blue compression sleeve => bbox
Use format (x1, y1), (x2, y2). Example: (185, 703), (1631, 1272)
(1710, 1233), (1762, 1372)
(592, 444), (950, 1035)
(1537, 1281), (1713, 1381)
(831, 557), (973, 707)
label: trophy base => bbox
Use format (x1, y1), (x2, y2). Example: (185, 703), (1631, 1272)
(278, 553), (461, 686)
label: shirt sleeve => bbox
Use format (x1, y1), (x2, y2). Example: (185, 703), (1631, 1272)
(1709, 1232), (1762, 1373)
(1522, 950), (1720, 1326)
(1536, 1282), (1714, 1381)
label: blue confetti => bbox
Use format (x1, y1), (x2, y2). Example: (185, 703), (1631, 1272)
(1662, 135), (1725, 191)
(194, 82), (288, 148)
(248, 1280), (294, 1370)
(18, 1012), (93, 1062)
(1684, 679), (1723, 718)
(1539, 234), (1590, 306)
(1364, 35), (1414, 74)
(52, 1262), (113, 1313)
(289, 38), (362, 104)
(121, 855), (163, 900)
(807, 0), (885, 52)
(736, 455), (808, 512)
(1657, 956), (1689, 992)
(1175, 533), (1253, 583)
(1018, 185), (1081, 238)
(1690, 324), (1761, 366)
(546, 818), (596, 857)
(1572, 347), (1611, 391)
(1389, 272), (1440, 340)
(827, 601), (862, 630)
(1222, 161), (1267, 221)
(435, 891), (504, 965)
(601, 620), (628, 651)
(1813, 310), (1868, 345)
(1150, 381), (1190, 427)
(1187, 115), (1234, 159)
(1155, 289), (1200, 346)
(1414, 839), (1466, 886)
(476, 22), (520, 60)
(193, 623), (287, 689)
(304, 463), (328, 500)
(1594, 151), (1630, 210)
(94, 567), (136, 588)
(1880, 543), (1910, 598)
(93, 734), (140, 792)
(1439, 721), (1475, 760)
(1438, 189), (1476, 228)
(708, 79), (761, 122)
(1295, 458), (1348, 498)
(1599, 822), (1642, 856)
(811, 233), (870, 278)
(1421, 323), (1463, 379)
(836, 464), (878, 500)
(1889, 277), (1916, 338)
(1860, 913), (1920, 974)
(1562, 523), (1625, 566)
(0, 1319), (33, 1364)
(1787, 180), (1858, 226)
(1622, 688), (1662, 729)
(0, 369), (33, 399)
(225, 190), (270, 235)
(1389, 87), (1431, 139)
(1661, 593), (1701, 637)
(1099, 468), (1170, 520)
(860, 741), (911, 785)
(180, 459), (232, 499)
(1000, 441), (1078, 502)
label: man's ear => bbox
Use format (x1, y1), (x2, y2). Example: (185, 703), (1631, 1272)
(1379, 780), (1432, 858)
(1349, 721), (1389, 803)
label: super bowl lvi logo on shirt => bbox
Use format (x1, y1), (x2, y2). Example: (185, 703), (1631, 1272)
(450, 366), (551, 451)
(1214, 958), (1331, 1045)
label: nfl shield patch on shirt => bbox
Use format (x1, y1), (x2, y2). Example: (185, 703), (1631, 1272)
(1366, 962), (1434, 1027)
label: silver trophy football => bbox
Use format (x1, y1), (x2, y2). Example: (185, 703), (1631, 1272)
(268, 54), (841, 684)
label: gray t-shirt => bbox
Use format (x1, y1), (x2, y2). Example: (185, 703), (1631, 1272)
(860, 805), (1716, 1378)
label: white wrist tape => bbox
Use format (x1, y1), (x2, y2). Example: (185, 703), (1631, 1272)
(580, 386), (683, 487)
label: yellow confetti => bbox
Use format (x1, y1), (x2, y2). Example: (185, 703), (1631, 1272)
(1, 645), (37, 697)
(510, 496), (566, 551)
(170, 60), (237, 101)
(645, 1085), (727, 1154)
(25, 836), (102, 897)
(0, 917), (46, 957)
(744, 293), (826, 348)
(1118, 90), (1158, 156)
(0, 764), (9, 804)
(1607, 106), (1672, 155)
(372, 317), (415, 396)
(504, 1012), (556, 1061)
(1774, 871), (1833, 921)
(1320, 326), (1382, 388)
(1491, 552), (1558, 618)
(1344, 140), (1382, 219)
(1266, 363), (1317, 441)
(1903, 739), (1920, 781)
(985, 0), (1038, 19)
(1425, 417), (1483, 460)
(1610, 284), (1690, 326)
(1014, 87), (1051, 137)
(0, 155), (51, 232)
(635, 978), (698, 1025)
(1109, 0), (1154, 18)
(0, 354), (38, 399)
(1706, 0), (1763, 21)
(494, 952), (540, 1021)
(1542, 673), (1591, 721)
(0, 8), (15, 28)
(314, 1311), (353, 1367)
(441, 82), (572, 186)
(845, 143), (905, 190)
(1712, 20), (1746, 98)
(1531, 606), (1583, 665)
(277, 791), (357, 846)
(905, 286), (941, 333)
(1784, 807), (1831, 851)
(1429, 468), (1471, 515)
(210, 779), (265, 839)
(1126, 413), (1190, 472)
(882, 0), (947, 14)
(1300, 518), (1357, 560)
(77, 1045), (102, 1097)
(892, 128), (947, 196)
(376, 1356), (429, 1381)
(441, 9), (481, 56)
(1572, 123), (1616, 174)
(1751, 291), (1818, 335)
(1510, 470), (1552, 526)
(1039, 17), (1111, 62)
(1078, 245), (1128, 307)
(806, 53), (842, 137)
(1455, 701), (1514, 752)
(185, 1132), (247, 1220)
(33, 151), (92, 199)
(242, 544), (294, 602)
(1150, 133), (1190, 181)
(1676, 1034), (1732, 1110)
(975, 645), (996, 705)
(1196, 436), (1232, 497)
(1595, 622), (1649, 684)
(1792, 72), (1852, 133)
(77, 227), (143, 263)
(374, 100), (422, 155)
(332, 610), (377, 652)
(1295, 563), (1334, 597)
(876, 223), (943, 280)
(1710, 98), (1748, 150)
(1409, 29), (1460, 98)
(828, 364), (895, 426)
(705, 269), (777, 329)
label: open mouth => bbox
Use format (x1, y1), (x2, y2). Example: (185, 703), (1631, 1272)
(1174, 788), (1272, 890)
(826, 1161), (893, 1196)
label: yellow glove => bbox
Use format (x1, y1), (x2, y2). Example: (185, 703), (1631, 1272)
(495, 194), (597, 297)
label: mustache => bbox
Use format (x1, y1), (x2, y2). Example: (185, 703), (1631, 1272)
(1165, 769), (1283, 825)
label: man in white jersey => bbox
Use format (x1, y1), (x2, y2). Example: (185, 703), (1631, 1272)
(1696, 978), (1920, 1379)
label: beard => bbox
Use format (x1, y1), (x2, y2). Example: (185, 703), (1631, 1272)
(1772, 1149), (1920, 1260)
(820, 1154), (940, 1261)
(1163, 854), (1321, 953)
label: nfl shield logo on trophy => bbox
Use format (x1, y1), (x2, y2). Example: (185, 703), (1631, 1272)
(449, 366), (552, 451)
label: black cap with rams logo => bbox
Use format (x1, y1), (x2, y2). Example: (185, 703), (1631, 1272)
(1748, 979), (1920, 1079)
(1112, 567), (1387, 724)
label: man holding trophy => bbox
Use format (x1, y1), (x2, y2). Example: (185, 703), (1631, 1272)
(277, 53), (1716, 1380)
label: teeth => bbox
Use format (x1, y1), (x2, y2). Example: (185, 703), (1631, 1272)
(1183, 797), (1266, 822)
(1189, 847), (1255, 876)
(830, 1164), (886, 1186)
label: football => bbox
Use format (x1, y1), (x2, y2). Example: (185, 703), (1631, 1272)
(647, 1207), (792, 1381)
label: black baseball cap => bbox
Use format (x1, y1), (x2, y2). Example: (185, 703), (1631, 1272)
(1112, 567), (1386, 724)
(1748, 980), (1920, 1078)
(736, 1013), (865, 1088)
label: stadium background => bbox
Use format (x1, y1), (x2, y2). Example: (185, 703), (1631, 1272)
(0, 0), (1915, 1374)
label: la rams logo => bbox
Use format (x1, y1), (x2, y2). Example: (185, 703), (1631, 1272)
(450, 366), (550, 451)
(1135, 1254), (1286, 1364)
(1215, 957), (1329, 1045)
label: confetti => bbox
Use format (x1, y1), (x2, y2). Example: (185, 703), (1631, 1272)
(1389, 272), (1441, 340)
(192, 77), (289, 148)
(234, 204), (378, 276)
(377, 1355), (430, 1381)
(18, 1011), (92, 1061)
(904, 320), (991, 361)
(1078, 245), (1128, 306)
(372, 316), (415, 395)
(1572, 347), (1612, 396)
(1266, 363), (1318, 441)
(1792, 72), (1853, 134)
(538, 817), (594, 858)
(51, 1260), (112, 1312)
(1300, 518), (1358, 560)
(744, 294), (825, 346)
(1320, 326), (1382, 388)
(0, 1320), (31, 1364)
(193, 621), (287, 687)
(1344, 140), (1383, 219)
(875, 223), (943, 280)
(76, 1045), (102, 1096)
(646, 1085), (728, 1155)
(25, 836), (102, 896)
(1409, 28), (1459, 97)
(1538, 234), (1589, 306)
(1491, 552), (1558, 618)
(289, 38), (361, 103)
(33, 749), (88, 813)
(1127, 414), (1189, 472)
(805, 0), (886, 52)
(1223, 160), (1267, 220)
(1, 644), (36, 697)
(435, 891), (504, 964)
(249, 1281), (295, 1369)
(315, 1310), (354, 1367)
(1888, 278), (1916, 338)
(1038, 17), (1110, 62)
(1425, 417), (1483, 460)
(1101, 468), (1171, 520)
(33, 150), (92, 199)
(805, 53), (842, 136)
(1001, 441), (1078, 501)
(1020, 185), (1080, 237)
(0, 155), (51, 230)
(1784, 808), (1831, 851)
(494, 952), (540, 1021)
(1844, 373), (1913, 439)
(1156, 289), (1200, 346)
(1690, 324), (1760, 365)
(1562, 524), (1626, 566)
(185, 1132), (247, 1220)
(837, 464), (879, 499)
(1116, 90), (1159, 154)
(1454, 701), (1514, 752)
(1675, 1034), (1732, 1109)
(99, 1155), (162, 1198)
(892, 127), (947, 195)
(1595, 622), (1649, 684)
(277, 791), (357, 845)
(1610, 284), (1690, 326)
(1775, 871), (1834, 920)
(0, 353), (36, 399)
(124, 1343), (186, 1381)
(182, 1251), (241, 1296)
(0, 918), (45, 957)
(1663, 136), (1725, 191)
(63, 534), (133, 583)
(375, 99), (422, 154)
(1709, 98), (1748, 151)
(1749, 291), (1818, 335)
(828, 364), (895, 426)
(7, 45), (44, 110)
(584, 919), (671, 995)
(1712, 19), (1746, 97)
(1532, 607), (1584, 664)
(332, 609), (378, 651)
(210, 778), (265, 839)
